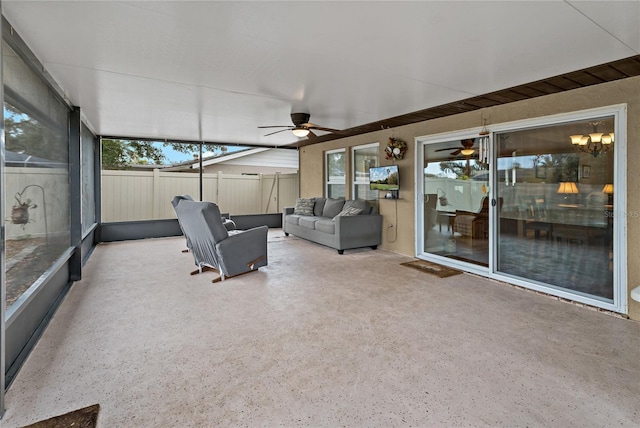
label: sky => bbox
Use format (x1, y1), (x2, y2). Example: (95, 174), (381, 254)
(161, 144), (247, 165)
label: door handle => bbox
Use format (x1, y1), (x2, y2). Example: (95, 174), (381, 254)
(491, 198), (497, 207)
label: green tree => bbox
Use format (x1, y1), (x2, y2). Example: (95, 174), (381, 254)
(5, 103), (68, 162)
(101, 139), (227, 170)
(439, 159), (483, 179)
(540, 154), (579, 182)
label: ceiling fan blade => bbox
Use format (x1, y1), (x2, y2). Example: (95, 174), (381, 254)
(451, 149), (462, 156)
(258, 125), (291, 129)
(263, 128), (291, 137)
(306, 125), (345, 134)
(434, 147), (457, 152)
(306, 129), (318, 138)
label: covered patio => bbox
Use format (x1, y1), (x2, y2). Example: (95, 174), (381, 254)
(2, 231), (638, 427)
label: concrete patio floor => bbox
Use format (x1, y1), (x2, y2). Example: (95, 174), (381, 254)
(1, 230), (639, 427)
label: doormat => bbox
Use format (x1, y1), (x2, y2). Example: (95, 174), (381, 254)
(400, 259), (463, 278)
(23, 404), (100, 428)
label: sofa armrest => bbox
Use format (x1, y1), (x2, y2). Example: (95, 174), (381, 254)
(282, 207), (294, 234)
(334, 214), (383, 247)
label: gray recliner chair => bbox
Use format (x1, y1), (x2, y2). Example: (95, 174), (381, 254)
(174, 200), (268, 282)
(172, 195), (237, 253)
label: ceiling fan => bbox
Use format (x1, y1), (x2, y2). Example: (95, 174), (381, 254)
(434, 138), (477, 156)
(258, 112), (344, 138)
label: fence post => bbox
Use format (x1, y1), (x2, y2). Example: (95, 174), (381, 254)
(216, 171), (222, 207)
(276, 172), (280, 212)
(153, 168), (161, 219)
(259, 174), (264, 213)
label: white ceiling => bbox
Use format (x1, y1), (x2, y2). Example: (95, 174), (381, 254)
(3, 1), (639, 147)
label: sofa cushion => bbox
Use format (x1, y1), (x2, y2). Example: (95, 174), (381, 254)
(333, 206), (362, 220)
(299, 216), (319, 230)
(315, 219), (336, 234)
(294, 198), (315, 215)
(322, 198), (345, 218)
(343, 199), (371, 215)
(286, 214), (300, 226)
(313, 198), (327, 216)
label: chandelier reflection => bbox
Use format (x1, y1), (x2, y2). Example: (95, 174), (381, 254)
(569, 121), (613, 157)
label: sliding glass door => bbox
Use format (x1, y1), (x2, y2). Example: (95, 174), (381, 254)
(417, 106), (624, 311)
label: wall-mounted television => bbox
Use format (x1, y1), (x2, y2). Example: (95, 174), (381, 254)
(369, 165), (399, 191)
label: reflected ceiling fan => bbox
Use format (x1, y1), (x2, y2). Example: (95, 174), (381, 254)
(258, 112), (344, 138)
(434, 138), (477, 156)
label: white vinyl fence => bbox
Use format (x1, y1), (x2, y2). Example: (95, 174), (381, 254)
(101, 170), (299, 222)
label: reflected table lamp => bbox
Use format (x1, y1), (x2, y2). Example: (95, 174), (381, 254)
(602, 183), (614, 206)
(557, 182), (579, 204)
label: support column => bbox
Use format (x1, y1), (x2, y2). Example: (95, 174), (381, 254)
(69, 107), (82, 281)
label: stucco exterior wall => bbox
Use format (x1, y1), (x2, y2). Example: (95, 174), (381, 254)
(300, 76), (640, 319)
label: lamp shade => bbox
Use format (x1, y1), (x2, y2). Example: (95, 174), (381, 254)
(589, 132), (604, 143)
(602, 184), (614, 194)
(570, 135), (584, 145)
(557, 182), (579, 194)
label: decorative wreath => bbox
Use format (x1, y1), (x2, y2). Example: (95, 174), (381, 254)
(385, 137), (408, 161)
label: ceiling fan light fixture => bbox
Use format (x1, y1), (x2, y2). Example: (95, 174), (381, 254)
(291, 127), (310, 137)
(460, 149), (475, 156)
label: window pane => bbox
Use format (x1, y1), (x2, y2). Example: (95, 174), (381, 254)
(326, 150), (345, 198)
(326, 151), (345, 183)
(354, 184), (378, 201)
(353, 144), (379, 204)
(423, 139), (489, 267)
(4, 41), (70, 310)
(354, 146), (377, 183)
(496, 117), (614, 300)
(328, 184), (346, 199)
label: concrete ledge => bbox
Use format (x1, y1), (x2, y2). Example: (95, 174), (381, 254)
(231, 213), (282, 230)
(100, 219), (182, 242)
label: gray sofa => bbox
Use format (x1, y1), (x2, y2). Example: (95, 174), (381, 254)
(283, 197), (382, 254)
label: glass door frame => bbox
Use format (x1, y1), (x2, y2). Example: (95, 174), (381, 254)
(415, 104), (627, 314)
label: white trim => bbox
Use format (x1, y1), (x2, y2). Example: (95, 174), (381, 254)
(414, 104), (628, 314)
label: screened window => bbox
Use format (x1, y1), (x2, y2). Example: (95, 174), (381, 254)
(81, 123), (96, 236)
(325, 149), (346, 198)
(4, 41), (70, 310)
(352, 143), (379, 201)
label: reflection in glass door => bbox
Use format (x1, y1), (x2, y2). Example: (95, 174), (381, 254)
(495, 117), (614, 301)
(423, 138), (490, 267)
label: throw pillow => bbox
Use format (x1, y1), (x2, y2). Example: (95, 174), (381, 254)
(322, 198), (345, 218)
(313, 198), (327, 216)
(293, 198), (315, 215)
(333, 206), (362, 220)
(343, 199), (371, 215)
